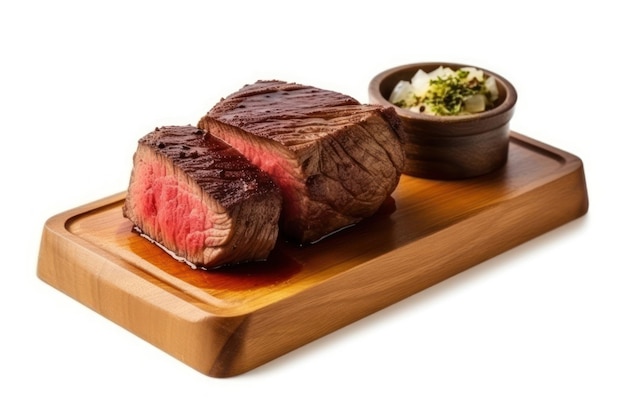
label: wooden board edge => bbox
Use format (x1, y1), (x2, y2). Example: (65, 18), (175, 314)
(212, 156), (589, 377)
(36, 209), (250, 376)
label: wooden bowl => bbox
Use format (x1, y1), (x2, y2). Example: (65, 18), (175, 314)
(369, 62), (517, 180)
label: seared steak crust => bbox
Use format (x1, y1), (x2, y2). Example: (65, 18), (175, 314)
(199, 80), (405, 243)
(123, 125), (281, 268)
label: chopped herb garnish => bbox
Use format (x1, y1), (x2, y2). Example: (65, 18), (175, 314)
(389, 66), (499, 116)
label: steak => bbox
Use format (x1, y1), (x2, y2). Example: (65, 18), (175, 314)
(123, 125), (282, 268)
(198, 80), (406, 243)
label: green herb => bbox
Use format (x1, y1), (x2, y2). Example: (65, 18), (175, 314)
(424, 70), (487, 115)
(392, 68), (496, 116)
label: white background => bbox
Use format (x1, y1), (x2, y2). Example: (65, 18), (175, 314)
(2, 1), (624, 415)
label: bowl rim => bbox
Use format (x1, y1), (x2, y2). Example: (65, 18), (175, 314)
(369, 62), (517, 122)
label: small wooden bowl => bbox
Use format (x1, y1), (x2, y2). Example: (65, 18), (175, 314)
(369, 62), (517, 180)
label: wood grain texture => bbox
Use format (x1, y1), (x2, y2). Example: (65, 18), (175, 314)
(36, 132), (589, 377)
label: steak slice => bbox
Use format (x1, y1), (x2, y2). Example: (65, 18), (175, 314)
(198, 80), (406, 243)
(123, 125), (282, 268)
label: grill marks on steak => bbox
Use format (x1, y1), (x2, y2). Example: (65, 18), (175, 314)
(199, 80), (405, 243)
(123, 125), (281, 268)
(123, 80), (406, 268)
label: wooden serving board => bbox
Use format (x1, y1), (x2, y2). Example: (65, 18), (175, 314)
(37, 131), (589, 378)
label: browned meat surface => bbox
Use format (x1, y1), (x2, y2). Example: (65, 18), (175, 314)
(123, 125), (282, 268)
(198, 80), (405, 243)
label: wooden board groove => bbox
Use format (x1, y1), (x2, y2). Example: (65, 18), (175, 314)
(36, 131), (589, 377)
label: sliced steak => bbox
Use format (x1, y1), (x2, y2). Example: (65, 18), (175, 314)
(123, 125), (282, 268)
(198, 80), (406, 243)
